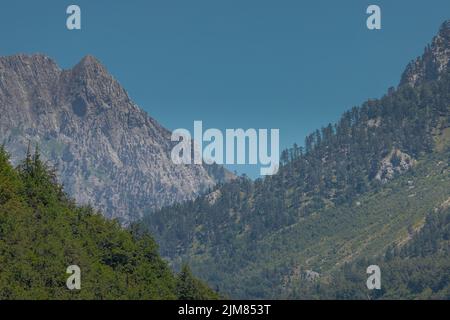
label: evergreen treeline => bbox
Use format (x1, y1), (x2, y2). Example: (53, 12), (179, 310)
(291, 206), (450, 300)
(0, 146), (218, 299)
(146, 68), (449, 248)
(141, 66), (450, 298)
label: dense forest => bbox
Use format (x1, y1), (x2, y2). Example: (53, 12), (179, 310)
(0, 146), (218, 299)
(142, 22), (450, 299)
(292, 204), (450, 299)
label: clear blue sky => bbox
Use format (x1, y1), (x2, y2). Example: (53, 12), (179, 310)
(1, 0), (449, 177)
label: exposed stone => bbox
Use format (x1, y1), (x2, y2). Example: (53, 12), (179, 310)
(400, 20), (449, 87)
(0, 54), (230, 223)
(375, 149), (416, 184)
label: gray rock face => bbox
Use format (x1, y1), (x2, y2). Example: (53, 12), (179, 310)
(375, 148), (416, 184)
(400, 20), (450, 87)
(0, 54), (228, 223)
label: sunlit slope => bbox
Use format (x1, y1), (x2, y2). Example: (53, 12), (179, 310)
(188, 152), (449, 298)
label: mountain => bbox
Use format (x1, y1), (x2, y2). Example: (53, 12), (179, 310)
(141, 21), (450, 299)
(401, 20), (449, 87)
(0, 54), (230, 223)
(292, 202), (450, 299)
(0, 146), (219, 299)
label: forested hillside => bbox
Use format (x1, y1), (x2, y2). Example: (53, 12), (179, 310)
(0, 146), (218, 299)
(293, 203), (450, 299)
(142, 21), (450, 299)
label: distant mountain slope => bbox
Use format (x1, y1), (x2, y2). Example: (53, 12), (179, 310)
(0, 54), (230, 223)
(142, 21), (450, 299)
(292, 197), (450, 300)
(401, 20), (449, 87)
(0, 147), (218, 299)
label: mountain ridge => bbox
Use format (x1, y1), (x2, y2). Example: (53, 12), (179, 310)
(400, 20), (450, 87)
(0, 53), (230, 223)
(141, 20), (450, 299)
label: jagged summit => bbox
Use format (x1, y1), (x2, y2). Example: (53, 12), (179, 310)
(0, 54), (111, 81)
(400, 20), (450, 87)
(77, 54), (102, 66)
(0, 54), (61, 79)
(0, 53), (59, 66)
(0, 53), (229, 222)
(71, 55), (110, 79)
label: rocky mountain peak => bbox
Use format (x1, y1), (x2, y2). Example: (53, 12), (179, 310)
(400, 20), (450, 87)
(71, 55), (109, 79)
(0, 54), (229, 223)
(0, 54), (60, 72)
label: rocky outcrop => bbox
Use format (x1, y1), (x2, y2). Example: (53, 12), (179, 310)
(375, 149), (416, 184)
(0, 54), (230, 223)
(400, 20), (449, 87)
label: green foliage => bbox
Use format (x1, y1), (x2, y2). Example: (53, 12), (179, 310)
(293, 206), (450, 300)
(0, 147), (218, 300)
(141, 70), (450, 299)
(176, 264), (220, 300)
